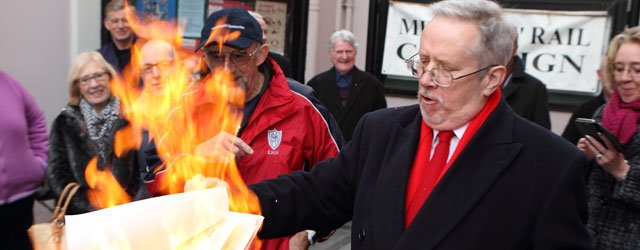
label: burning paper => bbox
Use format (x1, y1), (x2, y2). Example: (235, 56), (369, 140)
(65, 187), (263, 249)
(62, 4), (265, 249)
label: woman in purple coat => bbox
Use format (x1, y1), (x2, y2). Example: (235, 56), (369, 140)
(0, 70), (48, 250)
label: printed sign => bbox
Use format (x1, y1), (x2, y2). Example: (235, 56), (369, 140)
(256, 1), (288, 54)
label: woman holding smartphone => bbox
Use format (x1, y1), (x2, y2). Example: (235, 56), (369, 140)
(577, 26), (640, 249)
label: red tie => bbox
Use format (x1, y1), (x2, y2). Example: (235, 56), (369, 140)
(405, 130), (455, 227)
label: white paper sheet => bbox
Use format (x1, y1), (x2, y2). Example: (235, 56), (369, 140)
(64, 187), (262, 250)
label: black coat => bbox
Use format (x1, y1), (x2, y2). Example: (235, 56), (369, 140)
(98, 41), (126, 74)
(46, 104), (141, 214)
(307, 67), (386, 141)
(504, 57), (551, 129)
(562, 94), (607, 145)
(586, 106), (640, 249)
(268, 52), (294, 80)
(250, 100), (592, 249)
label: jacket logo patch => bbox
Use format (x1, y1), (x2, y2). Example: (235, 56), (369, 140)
(267, 129), (282, 150)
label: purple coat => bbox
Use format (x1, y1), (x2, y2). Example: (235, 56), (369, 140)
(0, 71), (48, 204)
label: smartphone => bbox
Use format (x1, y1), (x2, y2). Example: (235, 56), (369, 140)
(574, 118), (624, 152)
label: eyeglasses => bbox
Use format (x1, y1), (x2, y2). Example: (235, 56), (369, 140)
(612, 63), (640, 79)
(77, 71), (109, 85)
(405, 53), (495, 87)
(203, 46), (261, 67)
(141, 60), (174, 75)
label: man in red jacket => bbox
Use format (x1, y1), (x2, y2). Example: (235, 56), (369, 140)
(142, 8), (343, 250)
(195, 9), (341, 249)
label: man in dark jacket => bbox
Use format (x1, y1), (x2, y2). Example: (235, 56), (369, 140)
(307, 30), (387, 141)
(98, 0), (135, 74)
(562, 57), (612, 144)
(249, 11), (294, 80)
(247, 0), (593, 249)
(502, 37), (551, 129)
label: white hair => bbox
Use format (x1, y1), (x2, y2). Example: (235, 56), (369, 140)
(328, 30), (359, 52)
(430, 0), (516, 66)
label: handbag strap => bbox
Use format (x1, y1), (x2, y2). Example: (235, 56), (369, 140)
(52, 182), (80, 222)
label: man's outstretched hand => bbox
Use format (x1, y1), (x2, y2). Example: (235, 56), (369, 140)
(195, 131), (254, 162)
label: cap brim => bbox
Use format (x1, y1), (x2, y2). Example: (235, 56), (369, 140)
(196, 37), (255, 52)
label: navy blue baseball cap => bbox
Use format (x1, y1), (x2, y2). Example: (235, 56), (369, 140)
(195, 8), (264, 51)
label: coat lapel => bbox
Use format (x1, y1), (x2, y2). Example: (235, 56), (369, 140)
(395, 102), (523, 249)
(502, 79), (519, 99)
(371, 114), (422, 249)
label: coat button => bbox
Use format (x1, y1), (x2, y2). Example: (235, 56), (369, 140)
(600, 198), (608, 205)
(357, 229), (366, 241)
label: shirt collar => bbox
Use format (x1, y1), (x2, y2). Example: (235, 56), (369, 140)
(432, 123), (469, 145)
(335, 67), (354, 80)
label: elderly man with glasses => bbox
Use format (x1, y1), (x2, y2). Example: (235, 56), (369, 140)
(139, 39), (176, 96)
(198, 8), (345, 250)
(244, 0), (593, 249)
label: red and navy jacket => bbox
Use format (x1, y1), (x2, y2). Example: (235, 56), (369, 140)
(141, 58), (343, 193)
(235, 58), (341, 184)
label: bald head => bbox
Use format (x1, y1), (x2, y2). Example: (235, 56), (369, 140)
(141, 40), (175, 62)
(248, 11), (268, 41)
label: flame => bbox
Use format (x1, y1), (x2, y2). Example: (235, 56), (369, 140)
(82, 2), (262, 248)
(84, 157), (132, 209)
(203, 17), (242, 53)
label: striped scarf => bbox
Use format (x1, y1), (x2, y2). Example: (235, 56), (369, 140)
(79, 97), (121, 167)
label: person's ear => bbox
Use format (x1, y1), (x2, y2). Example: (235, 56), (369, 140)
(104, 18), (111, 31)
(255, 44), (269, 66)
(482, 65), (506, 97)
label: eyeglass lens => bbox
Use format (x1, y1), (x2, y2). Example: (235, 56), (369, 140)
(79, 72), (108, 85)
(406, 59), (453, 86)
(204, 46), (260, 66)
(612, 63), (640, 78)
(142, 60), (173, 75)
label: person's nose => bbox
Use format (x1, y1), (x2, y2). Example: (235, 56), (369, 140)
(151, 65), (161, 77)
(621, 68), (634, 81)
(223, 54), (236, 71)
(87, 78), (101, 88)
(340, 52), (349, 60)
(419, 63), (436, 88)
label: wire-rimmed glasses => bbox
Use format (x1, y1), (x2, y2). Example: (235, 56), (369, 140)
(405, 53), (495, 87)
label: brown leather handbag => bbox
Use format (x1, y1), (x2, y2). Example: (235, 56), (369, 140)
(28, 182), (80, 250)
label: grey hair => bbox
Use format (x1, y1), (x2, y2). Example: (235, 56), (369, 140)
(105, 0), (135, 17)
(430, 0), (516, 67)
(328, 30), (359, 52)
(105, 0), (126, 13)
(248, 10), (264, 21)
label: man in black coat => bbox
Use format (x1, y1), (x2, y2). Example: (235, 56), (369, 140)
(307, 30), (387, 141)
(249, 10), (295, 81)
(247, 0), (592, 249)
(503, 56), (551, 129)
(562, 57), (612, 144)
